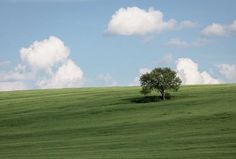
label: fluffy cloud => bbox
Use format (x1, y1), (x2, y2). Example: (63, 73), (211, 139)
(176, 58), (220, 84)
(0, 36), (84, 91)
(201, 23), (226, 36)
(38, 60), (83, 88)
(131, 58), (220, 86)
(107, 7), (176, 36)
(217, 64), (236, 81)
(0, 64), (33, 82)
(106, 7), (197, 37)
(130, 68), (151, 86)
(201, 20), (236, 36)
(0, 64), (33, 91)
(20, 36), (69, 71)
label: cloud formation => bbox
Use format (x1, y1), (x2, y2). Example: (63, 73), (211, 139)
(217, 64), (236, 82)
(38, 60), (83, 89)
(0, 64), (33, 91)
(201, 23), (226, 36)
(131, 58), (220, 86)
(0, 36), (84, 91)
(201, 20), (236, 36)
(20, 36), (69, 71)
(176, 58), (220, 84)
(107, 7), (176, 36)
(106, 7), (197, 37)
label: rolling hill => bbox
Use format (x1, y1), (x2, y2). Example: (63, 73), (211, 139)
(0, 84), (236, 159)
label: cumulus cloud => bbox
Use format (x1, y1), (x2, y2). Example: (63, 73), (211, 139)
(20, 36), (69, 71)
(38, 60), (83, 88)
(201, 23), (226, 36)
(130, 68), (151, 86)
(217, 64), (236, 81)
(0, 36), (84, 91)
(107, 7), (176, 36)
(0, 64), (33, 82)
(131, 58), (220, 86)
(201, 20), (236, 36)
(106, 7), (197, 37)
(176, 58), (220, 84)
(0, 64), (33, 91)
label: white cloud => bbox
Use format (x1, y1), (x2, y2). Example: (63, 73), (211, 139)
(0, 64), (33, 91)
(20, 36), (69, 71)
(176, 58), (220, 84)
(0, 36), (84, 91)
(201, 23), (226, 36)
(0, 70), (29, 82)
(107, 7), (176, 36)
(0, 64), (33, 82)
(130, 68), (151, 86)
(217, 64), (236, 81)
(201, 20), (236, 37)
(38, 60), (83, 89)
(131, 58), (220, 86)
(179, 20), (197, 29)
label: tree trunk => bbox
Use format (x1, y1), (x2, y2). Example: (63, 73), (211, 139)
(161, 91), (165, 100)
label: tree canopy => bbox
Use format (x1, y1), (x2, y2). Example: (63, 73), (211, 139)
(140, 67), (182, 100)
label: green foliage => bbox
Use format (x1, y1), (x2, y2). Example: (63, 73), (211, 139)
(0, 84), (236, 159)
(140, 67), (182, 100)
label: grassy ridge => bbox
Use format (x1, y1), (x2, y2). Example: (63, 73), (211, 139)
(0, 84), (236, 159)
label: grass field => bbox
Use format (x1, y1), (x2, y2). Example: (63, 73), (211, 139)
(0, 84), (236, 159)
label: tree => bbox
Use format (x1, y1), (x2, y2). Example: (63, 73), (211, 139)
(140, 67), (182, 100)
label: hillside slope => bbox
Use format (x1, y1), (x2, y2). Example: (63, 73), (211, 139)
(0, 85), (236, 159)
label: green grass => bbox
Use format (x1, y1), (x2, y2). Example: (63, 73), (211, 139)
(0, 84), (236, 159)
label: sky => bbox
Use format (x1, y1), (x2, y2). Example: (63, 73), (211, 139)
(0, 0), (236, 91)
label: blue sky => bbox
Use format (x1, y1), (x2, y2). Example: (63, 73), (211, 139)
(0, 0), (236, 90)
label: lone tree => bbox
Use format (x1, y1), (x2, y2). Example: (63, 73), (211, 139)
(140, 67), (182, 100)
